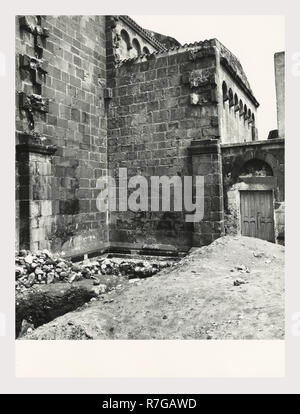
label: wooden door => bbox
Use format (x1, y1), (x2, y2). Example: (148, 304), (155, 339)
(240, 190), (275, 242)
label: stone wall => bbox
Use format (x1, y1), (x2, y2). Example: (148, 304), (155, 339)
(219, 67), (258, 144)
(107, 44), (222, 251)
(16, 16), (108, 255)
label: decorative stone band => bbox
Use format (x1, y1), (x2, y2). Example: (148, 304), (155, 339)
(16, 133), (57, 156)
(19, 54), (48, 74)
(18, 92), (49, 113)
(188, 138), (221, 155)
(16, 143), (57, 156)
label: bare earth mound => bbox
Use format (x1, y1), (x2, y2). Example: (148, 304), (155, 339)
(24, 236), (284, 340)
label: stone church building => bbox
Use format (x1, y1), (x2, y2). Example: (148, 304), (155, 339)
(15, 15), (285, 258)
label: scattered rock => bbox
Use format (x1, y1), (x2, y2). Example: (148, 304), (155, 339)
(24, 255), (34, 264)
(71, 264), (82, 272)
(68, 273), (77, 284)
(233, 279), (246, 286)
(15, 250), (174, 291)
(237, 265), (250, 273)
(98, 284), (107, 294)
(42, 249), (51, 257)
(128, 278), (140, 284)
(103, 298), (114, 304)
(42, 265), (50, 273)
(46, 273), (55, 285)
(27, 273), (36, 285)
(253, 252), (264, 258)
(92, 284), (107, 295)
(232, 265), (250, 274)
(15, 266), (25, 278)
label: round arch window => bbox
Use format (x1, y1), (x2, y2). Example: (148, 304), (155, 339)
(132, 38), (141, 56)
(240, 159), (273, 177)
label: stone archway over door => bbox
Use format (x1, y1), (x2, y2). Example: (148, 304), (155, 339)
(240, 190), (275, 242)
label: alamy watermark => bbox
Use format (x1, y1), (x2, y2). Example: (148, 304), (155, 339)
(95, 168), (204, 223)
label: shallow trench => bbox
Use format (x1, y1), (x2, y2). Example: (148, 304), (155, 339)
(16, 280), (99, 337)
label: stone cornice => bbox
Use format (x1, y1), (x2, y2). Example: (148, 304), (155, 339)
(16, 143), (57, 155)
(189, 138), (221, 155)
(16, 133), (57, 155)
(221, 138), (285, 150)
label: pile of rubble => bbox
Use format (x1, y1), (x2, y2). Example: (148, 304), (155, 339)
(15, 250), (173, 291)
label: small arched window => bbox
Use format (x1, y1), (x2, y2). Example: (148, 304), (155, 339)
(244, 104), (248, 119)
(247, 109), (252, 124)
(228, 88), (234, 107)
(143, 46), (150, 55)
(222, 81), (228, 102)
(234, 93), (239, 112)
(252, 113), (255, 124)
(240, 159), (273, 177)
(132, 38), (141, 56)
(120, 29), (131, 50)
(239, 99), (244, 116)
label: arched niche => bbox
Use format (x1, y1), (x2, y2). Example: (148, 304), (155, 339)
(222, 81), (228, 102)
(239, 99), (244, 116)
(240, 158), (273, 177)
(228, 88), (234, 107)
(120, 29), (131, 50)
(247, 108), (252, 123)
(234, 93), (239, 112)
(132, 38), (141, 56)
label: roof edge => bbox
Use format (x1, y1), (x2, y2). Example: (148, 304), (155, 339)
(118, 16), (167, 52)
(220, 57), (259, 108)
(117, 39), (216, 65)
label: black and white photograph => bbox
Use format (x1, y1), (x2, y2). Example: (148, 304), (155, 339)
(15, 14), (285, 341)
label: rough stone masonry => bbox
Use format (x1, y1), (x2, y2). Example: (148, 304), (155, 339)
(15, 15), (285, 258)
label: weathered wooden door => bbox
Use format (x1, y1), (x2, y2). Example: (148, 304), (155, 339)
(240, 190), (275, 242)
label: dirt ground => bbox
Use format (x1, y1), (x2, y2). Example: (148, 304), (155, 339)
(23, 236), (284, 340)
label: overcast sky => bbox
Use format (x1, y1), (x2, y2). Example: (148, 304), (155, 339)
(133, 15), (285, 139)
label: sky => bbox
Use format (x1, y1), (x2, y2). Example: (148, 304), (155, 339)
(133, 15), (285, 139)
